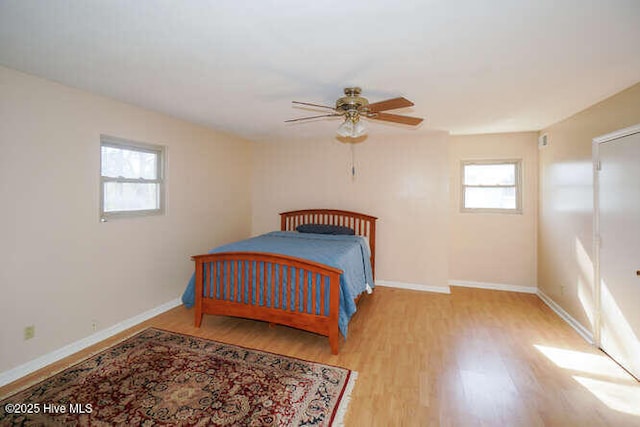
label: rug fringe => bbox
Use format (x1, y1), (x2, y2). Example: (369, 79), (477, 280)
(332, 371), (358, 427)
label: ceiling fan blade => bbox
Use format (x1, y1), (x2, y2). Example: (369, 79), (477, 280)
(368, 112), (423, 126)
(292, 101), (336, 111)
(366, 97), (414, 112)
(285, 113), (343, 123)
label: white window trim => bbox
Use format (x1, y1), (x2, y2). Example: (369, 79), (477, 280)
(100, 135), (166, 221)
(460, 159), (522, 214)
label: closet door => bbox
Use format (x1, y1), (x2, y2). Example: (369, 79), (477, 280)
(595, 125), (640, 380)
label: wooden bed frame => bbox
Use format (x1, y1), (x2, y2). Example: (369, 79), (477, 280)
(192, 209), (377, 354)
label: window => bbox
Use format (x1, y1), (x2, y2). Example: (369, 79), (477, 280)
(100, 135), (165, 220)
(461, 160), (522, 213)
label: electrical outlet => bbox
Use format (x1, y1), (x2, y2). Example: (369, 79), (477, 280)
(24, 325), (35, 340)
(560, 285), (566, 295)
(91, 320), (98, 332)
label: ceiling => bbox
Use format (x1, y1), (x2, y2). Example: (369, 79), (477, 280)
(1, 0), (639, 142)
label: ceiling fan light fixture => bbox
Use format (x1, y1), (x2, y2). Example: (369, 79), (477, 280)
(336, 110), (367, 138)
(336, 118), (366, 138)
(336, 118), (355, 137)
(353, 120), (366, 137)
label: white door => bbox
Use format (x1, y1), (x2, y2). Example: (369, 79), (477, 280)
(595, 125), (640, 380)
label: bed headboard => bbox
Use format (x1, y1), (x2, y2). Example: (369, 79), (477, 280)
(280, 209), (378, 279)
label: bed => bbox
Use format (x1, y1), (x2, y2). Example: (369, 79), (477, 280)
(182, 209), (377, 354)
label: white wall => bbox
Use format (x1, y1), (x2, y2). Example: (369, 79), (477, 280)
(0, 66), (253, 372)
(449, 132), (538, 288)
(252, 132), (450, 289)
(538, 82), (640, 333)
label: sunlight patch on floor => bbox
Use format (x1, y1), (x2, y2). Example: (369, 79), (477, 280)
(534, 345), (628, 380)
(573, 376), (640, 416)
(535, 344), (640, 417)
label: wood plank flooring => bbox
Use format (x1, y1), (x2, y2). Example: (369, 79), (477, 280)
(2, 286), (639, 426)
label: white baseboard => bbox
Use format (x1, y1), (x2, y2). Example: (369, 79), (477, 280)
(536, 289), (594, 344)
(0, 297), (181, 388)
(449, 279), (538, 294)
(376, 280), (451, 294)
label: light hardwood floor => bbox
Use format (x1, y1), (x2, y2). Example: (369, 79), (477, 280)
(2, 286), (639, 426)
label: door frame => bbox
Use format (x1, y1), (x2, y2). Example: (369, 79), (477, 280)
(592, 123), (640, 349)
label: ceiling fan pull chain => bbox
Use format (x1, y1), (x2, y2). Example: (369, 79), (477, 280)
(351, 143), (356, 180)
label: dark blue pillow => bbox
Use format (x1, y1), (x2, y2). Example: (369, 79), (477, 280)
(296, 224), (355, 235)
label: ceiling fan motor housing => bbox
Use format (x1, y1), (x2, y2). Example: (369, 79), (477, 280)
(336, 87), (369, 115)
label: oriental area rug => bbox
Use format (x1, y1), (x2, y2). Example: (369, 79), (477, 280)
(0, 328), (356, 426)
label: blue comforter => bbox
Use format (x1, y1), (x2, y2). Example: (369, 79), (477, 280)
(182, 231), (374, 337)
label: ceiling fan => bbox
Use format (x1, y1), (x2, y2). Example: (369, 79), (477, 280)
(285, 87), (424, 138)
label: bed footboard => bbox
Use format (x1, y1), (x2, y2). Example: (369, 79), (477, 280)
(192, 251), (343, 354)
